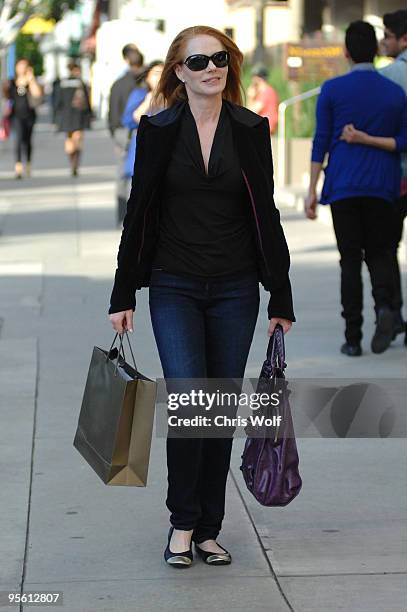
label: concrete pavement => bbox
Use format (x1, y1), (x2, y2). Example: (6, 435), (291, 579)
(0, 123), (406, 611)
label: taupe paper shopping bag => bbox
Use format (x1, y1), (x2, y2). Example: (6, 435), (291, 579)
(73, 332), (157, 486)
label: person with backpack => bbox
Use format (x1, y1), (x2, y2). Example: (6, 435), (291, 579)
(53, 60), (92, 177)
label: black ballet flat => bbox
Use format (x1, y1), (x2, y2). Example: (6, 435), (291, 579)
(164, 526), (193, 568)
(194, 541), (232, 565)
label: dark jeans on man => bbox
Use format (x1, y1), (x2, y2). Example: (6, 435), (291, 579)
(149, 269), (260, 543)
(330, 197), (395, 345)
(111, 127), (131, 225)
(390, 194), (407, 312)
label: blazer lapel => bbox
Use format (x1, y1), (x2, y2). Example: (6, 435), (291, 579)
(144, 121), (180, 175)
(141, 100), (269, 196)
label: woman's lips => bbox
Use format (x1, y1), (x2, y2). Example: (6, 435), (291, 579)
(202, 77), (221, 84)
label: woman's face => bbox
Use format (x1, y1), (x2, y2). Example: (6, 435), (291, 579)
(175, 34), (228, 98)
(146, 64), (164, 91)
(15, 60), (29, 77)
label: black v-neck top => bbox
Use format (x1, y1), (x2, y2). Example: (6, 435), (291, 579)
(151, 101), (258, 279)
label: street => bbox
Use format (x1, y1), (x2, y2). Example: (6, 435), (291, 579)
(0, 120), (406, 612)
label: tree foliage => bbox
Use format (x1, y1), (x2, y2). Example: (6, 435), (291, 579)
(15, 32), (44, 74)
(0, 0), (81, 50)
(39, 0), (79, 22)
(6, 0), (80, 22)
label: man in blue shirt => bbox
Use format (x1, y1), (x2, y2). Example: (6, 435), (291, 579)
(305, 21), (407, 356)
(340, 10), (407, 347)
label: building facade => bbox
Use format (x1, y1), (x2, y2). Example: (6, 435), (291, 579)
(92, 0), (407, 119)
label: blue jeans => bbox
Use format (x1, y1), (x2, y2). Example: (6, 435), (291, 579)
(149, 269), (260, 542)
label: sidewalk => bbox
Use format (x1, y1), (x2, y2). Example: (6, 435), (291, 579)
(0, 127), (406, 612)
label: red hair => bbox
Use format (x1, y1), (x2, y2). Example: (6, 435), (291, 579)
(153, 25), (244, 108)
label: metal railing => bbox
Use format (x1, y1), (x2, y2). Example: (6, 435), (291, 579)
(277, 86), (321, 188)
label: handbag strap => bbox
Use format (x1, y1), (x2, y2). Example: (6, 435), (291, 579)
(266, 324), (286, 371)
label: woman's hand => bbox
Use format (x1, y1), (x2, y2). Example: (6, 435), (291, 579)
(132, 91), (152, 122)
(268, 318), (292, 336)
(26, 66), (34, 83)
(109, 309), (134, 334)
(340, 123), (367, 145)
(340, 125), (396, 152)
(305, 190), (318, 220)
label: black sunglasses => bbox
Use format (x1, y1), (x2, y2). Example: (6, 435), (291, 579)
(183, 50), (230, 72)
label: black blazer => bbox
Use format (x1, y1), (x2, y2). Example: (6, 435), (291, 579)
(109, 99), (295, 322)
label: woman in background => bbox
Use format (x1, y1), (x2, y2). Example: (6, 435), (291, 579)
(5, 58), (42, 179)
(121, 60), (165, 183)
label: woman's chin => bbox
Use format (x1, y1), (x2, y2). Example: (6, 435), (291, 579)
(197, 85), (225, 97)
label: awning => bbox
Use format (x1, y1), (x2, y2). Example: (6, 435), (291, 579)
(21, 17), (55, 35)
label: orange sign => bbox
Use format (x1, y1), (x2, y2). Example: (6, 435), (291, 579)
(284, 42), (347, 82)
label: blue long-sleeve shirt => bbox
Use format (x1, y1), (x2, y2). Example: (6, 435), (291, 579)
(312, 65), (407, 204)
(121, 87), (148, 130)
(121, 87), (148, 178)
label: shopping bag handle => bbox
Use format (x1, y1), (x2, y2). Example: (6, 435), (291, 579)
(107, 331), (138, 374)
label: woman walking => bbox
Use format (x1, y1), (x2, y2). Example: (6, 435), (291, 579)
(121, 60), (165, 184)
(108, 26), (295, 568)
(54, 61), (92, 176)
(5, 58), (42, 179)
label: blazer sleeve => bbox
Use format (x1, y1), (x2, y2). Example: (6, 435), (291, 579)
(108, 115), (149, 314)
(259, 117), (296, 323)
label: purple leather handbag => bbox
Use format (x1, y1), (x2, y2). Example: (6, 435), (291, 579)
(240, 324), (302, 506)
